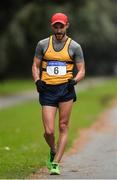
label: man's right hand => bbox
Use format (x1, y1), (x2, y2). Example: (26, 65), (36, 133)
(35, 80), (44, 93)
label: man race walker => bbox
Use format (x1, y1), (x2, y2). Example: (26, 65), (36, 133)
(32, 12), (85, 175)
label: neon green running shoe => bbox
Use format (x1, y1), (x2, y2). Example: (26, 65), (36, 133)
(46, 150), (56, 170)
(50, 162), (60, 175)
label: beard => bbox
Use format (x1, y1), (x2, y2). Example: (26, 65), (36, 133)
(55, 33), (65, 40)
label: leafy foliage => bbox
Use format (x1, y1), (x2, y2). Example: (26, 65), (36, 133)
(0, 0), (117, 79)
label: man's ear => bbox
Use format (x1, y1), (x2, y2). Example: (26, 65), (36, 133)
(66, 22), (70, 29)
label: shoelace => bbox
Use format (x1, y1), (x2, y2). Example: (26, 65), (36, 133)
(52, 163), (58, 169)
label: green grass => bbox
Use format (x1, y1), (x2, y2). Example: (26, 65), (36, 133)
(0, 79), (34, 96)
(0, 78), (117, 178)
(0, 101), (46, 178)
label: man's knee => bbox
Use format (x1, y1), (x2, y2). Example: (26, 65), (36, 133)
(59, 122), (68, 133)
(44, 129), (54, 138)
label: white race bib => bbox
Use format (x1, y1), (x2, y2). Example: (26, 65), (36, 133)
(47, 61), (66, 75)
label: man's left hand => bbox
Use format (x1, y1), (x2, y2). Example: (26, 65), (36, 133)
(68, 79), (77, 86)
(68, 79), (77, 91)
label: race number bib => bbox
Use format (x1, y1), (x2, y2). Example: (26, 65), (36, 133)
(47, 61), (66, 75)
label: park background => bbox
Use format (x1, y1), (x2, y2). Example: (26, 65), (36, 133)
(0, 0), (117, 178)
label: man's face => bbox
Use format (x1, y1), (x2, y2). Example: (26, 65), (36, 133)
(52, 22), (69, 40)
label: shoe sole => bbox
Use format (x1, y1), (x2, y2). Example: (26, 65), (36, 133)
(50, 172), (60, 175)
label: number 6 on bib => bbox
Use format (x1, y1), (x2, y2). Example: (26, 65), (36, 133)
(47, 61), (66, 75)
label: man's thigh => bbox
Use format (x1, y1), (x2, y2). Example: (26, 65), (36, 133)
(42, 106), (57, 132)
(58, 100), (73, 124)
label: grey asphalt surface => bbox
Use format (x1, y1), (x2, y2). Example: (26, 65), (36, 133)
(0, 90), (37, 109)
(33, 103), (117, 179)
(59, 105), (117, 179)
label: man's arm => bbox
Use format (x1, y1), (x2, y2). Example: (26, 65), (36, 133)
(32, 57), (41, 82)
(71, 41), (85, 83)
(74, 62), (85, 82)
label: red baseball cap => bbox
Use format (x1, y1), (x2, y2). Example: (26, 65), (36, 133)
(51, 13), (68, 25)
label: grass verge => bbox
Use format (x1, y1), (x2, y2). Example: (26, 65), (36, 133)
(0, 79), (34, 96)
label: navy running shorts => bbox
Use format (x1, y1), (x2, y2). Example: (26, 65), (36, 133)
(38, 82), (77, 107)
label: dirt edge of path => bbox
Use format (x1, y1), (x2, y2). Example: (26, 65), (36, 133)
(28, 99), (117, 179)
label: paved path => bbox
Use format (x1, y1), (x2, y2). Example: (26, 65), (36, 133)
(30, 103), (117, 179)
(60, 104), (117, 179)
(0, 90), (37, 109)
